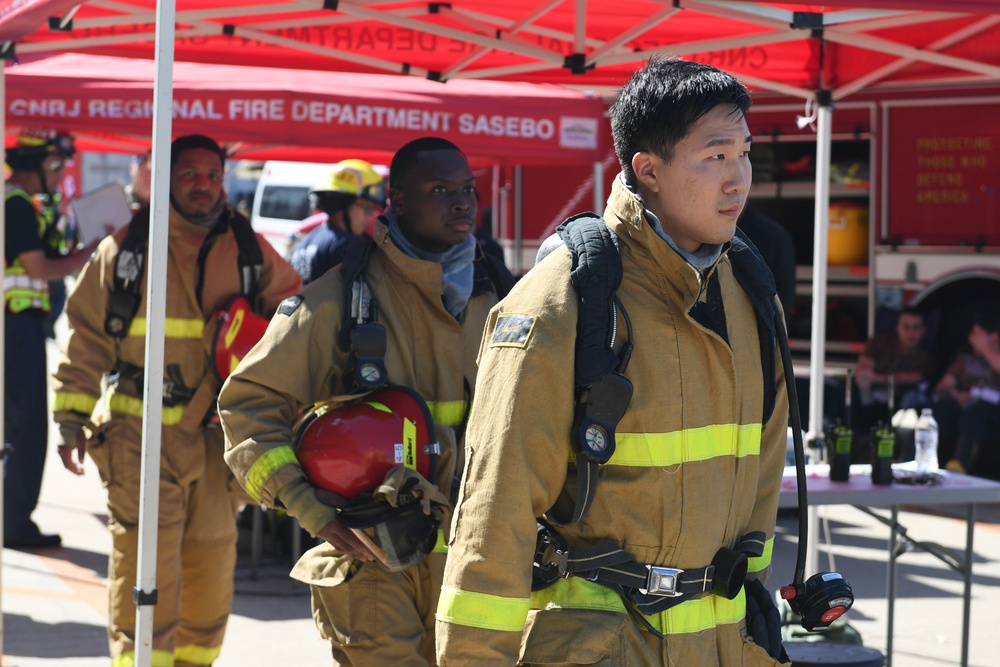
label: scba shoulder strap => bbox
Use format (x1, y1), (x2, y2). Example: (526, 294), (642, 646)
(543, 213), (780, 528)
(546, 213), (634, 527)
(336, 232), (516, 394)
(105, 206), (264, 339)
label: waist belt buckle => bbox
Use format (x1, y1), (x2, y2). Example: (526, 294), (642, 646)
(641, 565), (684, 597)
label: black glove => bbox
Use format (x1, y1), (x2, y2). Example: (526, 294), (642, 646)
(744, 579), (789, 663)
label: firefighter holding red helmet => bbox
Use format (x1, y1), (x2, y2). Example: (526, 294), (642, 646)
(219, 137), (513, 665)
(51, 135), (302, 666)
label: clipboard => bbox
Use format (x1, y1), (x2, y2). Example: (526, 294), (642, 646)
(70, 180), (132, 245)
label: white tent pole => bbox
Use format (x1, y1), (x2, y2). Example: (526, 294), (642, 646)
(134, 0), (176, 664)
(513, 165), (523, 275)
(806, 95), (833, 578)
(0, 60), (7, 660)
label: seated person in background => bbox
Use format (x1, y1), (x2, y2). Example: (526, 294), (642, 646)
(851, 307), (936, 442)
(288, 159), (385, 284)
(935, 321), (1000, 476)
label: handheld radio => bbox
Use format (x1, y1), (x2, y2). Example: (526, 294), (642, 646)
(775, 312), (855, 631)
(828, 369), (853, 482)
(870, 373), (895, 486)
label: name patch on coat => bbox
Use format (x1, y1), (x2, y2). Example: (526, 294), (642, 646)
(490, 314), (536, 348)
(276, 295), (303, 316)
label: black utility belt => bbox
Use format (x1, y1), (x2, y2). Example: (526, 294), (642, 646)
(110, 362), (198, 408)
(533, 524), (765, 615)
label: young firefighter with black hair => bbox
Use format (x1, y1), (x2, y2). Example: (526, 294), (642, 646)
(219, 137), (513, 665)
(4, 129), (101, 549)
(51, 135), (301, 666)
(437, 59), (791, 666)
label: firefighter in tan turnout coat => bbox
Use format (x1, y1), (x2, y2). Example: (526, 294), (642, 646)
(436, 60), (791, 666)
(220, 137), (512, 666)
(52, 135), (301, 666)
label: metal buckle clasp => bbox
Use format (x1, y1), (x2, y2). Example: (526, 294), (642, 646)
(640, 565), (684, 597)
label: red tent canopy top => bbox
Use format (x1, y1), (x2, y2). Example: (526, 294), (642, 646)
(4, 1), (1000, 99)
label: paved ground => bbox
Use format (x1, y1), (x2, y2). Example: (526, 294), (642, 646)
(2, 336), (999, 665)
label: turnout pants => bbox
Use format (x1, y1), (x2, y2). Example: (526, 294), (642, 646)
(297, 547), (445, 666)
(89, 418), (242, 667)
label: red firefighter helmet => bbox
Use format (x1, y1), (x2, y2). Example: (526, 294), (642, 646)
(294, 386), (438, 500)
(211, 295), (269, 383)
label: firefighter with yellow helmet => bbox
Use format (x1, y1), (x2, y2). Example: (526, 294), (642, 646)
(289, 158), (386, 284)
(51, 135), (301, 666)
(219, 137), (513, 665)
(4, 129), (102, 549)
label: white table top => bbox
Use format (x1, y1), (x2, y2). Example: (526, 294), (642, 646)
(778, 463), (1000, 508)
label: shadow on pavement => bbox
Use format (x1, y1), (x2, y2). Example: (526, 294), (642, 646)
(230, 560), (311, 622)
(3, 614), (108, 660)
(774, 511), (1000, 602)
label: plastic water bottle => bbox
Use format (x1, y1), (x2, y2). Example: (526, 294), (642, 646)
(914, 408), (939, 473)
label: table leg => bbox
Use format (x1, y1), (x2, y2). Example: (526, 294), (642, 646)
(886, 504), (898, 667)
(962, 503), (975, 667)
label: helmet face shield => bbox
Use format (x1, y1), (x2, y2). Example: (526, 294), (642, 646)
(339, 501), (440, 572)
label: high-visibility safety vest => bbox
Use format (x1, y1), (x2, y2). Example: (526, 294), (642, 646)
(4, 187), (50, 314)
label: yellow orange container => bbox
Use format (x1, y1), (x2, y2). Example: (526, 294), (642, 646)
(828, 201), (869, 266)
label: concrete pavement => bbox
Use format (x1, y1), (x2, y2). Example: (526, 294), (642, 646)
(1, 333), (999, 665)
(6, 445), (1000, 666)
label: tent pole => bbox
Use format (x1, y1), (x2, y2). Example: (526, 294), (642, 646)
(513, 165), (523, 275)
(491, 163), (500, 239)
(135, 0), (176, 664)
(0, 60), (6, 660)
(592, 160), (604, 213)
(806, 91), (833, 578)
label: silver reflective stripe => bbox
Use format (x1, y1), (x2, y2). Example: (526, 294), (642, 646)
(4, 273), (48, 293)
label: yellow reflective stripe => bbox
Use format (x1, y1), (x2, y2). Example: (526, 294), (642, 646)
(127, 317), (205, 339)
(532, 577), (746, 635)
(4, 266), (50, 313)
(366, 400), (391, 414)
(175, 643), (222, 666)
(52, 392), (98, 415)
(245, 445), (300, 502)
(222, 307), (245, 348)
(532, 575), (629, 613)
(436, 585), (530, 632)
(577, 423), (762, 467)
(433, 529), (448, 553)
(112, 649), (175, 667)
(108, 394), (186, 425)
(403, 415), (417, 470)
(427, 400), (466, 427)
(748, 537), (773, 574)
(5, 290), (50, 313)
(654, 586), (746, 635)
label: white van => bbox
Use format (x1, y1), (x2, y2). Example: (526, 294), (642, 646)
(250, 160), (331, 253)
